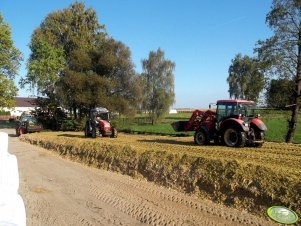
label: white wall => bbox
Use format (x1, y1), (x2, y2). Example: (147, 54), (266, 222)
(0, 132), (26, 226)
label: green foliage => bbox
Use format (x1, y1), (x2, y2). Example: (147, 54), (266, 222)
(266, 78), (294, 108)
(21, 39), (65, 96)
(60, 119), (76, 131)
(22, 3), (141, 118)
(255, 0), (301, 142)
(0, 110), (10, 115)
(227, 54), (264, 101)
(0, 13), (22, 108)
(141, 48), (175, 124)
(0, 75), (18, 108)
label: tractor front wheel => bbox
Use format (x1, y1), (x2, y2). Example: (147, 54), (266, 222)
(223, 127), (246, 147)
(91, 127), (97, 138)
(19, 128), (25, 136)
(194, 130), (208, 145)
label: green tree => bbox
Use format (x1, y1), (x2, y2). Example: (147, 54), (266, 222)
(21, 38), (65, 97)
(266, 79), (294, 108)
(0, 76), (18, 108)
(56, 38), (142, 118)
(21, 2), (105, 102)
(0, 13), (22, 108)
(227, 54), (264, 101)
(22, 2), (141, 118)
(141, 48), (175, 124)
(90, 38), (142, 114)
(256, 0), (301, 142)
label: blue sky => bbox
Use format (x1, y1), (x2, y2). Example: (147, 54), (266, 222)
(1, 0), (272, 108)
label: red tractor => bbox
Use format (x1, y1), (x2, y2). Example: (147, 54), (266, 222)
(171, 100), (267, 147)
(84, 107), (117, 138)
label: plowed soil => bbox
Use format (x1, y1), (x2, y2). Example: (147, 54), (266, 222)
(2, 129), (279, 225)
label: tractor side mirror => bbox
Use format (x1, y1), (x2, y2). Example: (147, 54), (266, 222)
(209, 104), (211, 109)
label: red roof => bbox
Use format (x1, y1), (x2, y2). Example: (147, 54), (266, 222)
(15, 97), (37, 107)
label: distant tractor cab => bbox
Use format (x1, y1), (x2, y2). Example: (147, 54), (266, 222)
(16, 114), (43, 136)
(172, 100), (267, 147)
(84, 107), (117, 138)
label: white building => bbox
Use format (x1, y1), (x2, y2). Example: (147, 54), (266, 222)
(3, 97), (38, 117)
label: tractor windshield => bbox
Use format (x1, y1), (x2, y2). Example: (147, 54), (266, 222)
(238, 103), (256, 117)
(216, 102), (256, 121)
(96, 112), (109, 121)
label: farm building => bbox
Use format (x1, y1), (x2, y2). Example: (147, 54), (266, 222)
(2, 97), (38, 117)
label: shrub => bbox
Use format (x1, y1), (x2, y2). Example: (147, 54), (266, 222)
(60, 119), (76, 131)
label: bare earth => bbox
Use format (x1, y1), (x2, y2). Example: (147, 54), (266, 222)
(2, 129), (276, 226)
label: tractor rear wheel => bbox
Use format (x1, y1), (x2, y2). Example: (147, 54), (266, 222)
(223, 127), (246, 147)
(84, 123), (89, 137)
(194, 130), (208, 145)
(111, 128), (118, 138)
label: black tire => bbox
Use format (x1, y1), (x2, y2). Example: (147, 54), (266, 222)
(254, 131), (264, 147)
(111, 128), (118, 138)
(84, 122), (91, 137)
(223, 127), (246, 147)
(91, 127), (97, 138)
(194, 130), (208, 145)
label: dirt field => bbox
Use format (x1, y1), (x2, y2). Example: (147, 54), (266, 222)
(2, 128), (278, 225)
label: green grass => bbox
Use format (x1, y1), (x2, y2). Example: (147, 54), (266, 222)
(115, 112), (301, 143)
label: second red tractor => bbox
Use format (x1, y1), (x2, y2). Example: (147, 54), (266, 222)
(172, 100), (267, 147)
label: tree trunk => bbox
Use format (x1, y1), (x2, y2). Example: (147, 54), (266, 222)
(286, 30), (301, 143)
(73, 106), (77, 119)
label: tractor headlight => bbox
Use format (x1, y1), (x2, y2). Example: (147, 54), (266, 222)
(243, 122), (249, 127)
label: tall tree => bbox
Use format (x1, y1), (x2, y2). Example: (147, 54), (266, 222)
(22, 2), (141, 118)
(227, 54), (265, 101)
(141, 48), (175, 124)
(22, 2), (105, 98)
(266, 78), (294, 108)
(0, 13), (22, 108)
(21, 38), (65, 97)
(256, 0), (301, 142)
(56, 38), (142, 117)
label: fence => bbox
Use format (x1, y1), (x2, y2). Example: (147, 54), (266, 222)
(0, 132), (26, 226)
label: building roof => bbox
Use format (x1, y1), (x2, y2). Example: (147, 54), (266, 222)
(15, 97), (37, 108)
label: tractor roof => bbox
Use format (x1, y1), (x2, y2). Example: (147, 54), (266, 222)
(92, 107), (109, 113)
(217, 100), (255, 104)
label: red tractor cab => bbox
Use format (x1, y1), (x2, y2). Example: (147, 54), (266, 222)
(84, 107), (117, 138)
(172, 100), (267, 147)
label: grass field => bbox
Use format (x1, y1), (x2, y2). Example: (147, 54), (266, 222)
(20, 131), (301, 217)
(115, 111), (301, 143)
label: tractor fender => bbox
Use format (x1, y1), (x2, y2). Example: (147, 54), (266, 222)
(220, 118), (248, 133)
(250, 118), (267, 131)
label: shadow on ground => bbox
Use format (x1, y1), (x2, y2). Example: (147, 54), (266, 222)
(57, 134), (85, 138)
(138, 139), (196, 146)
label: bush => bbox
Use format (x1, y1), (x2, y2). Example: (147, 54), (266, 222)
(60, 119), (76, 131)
(0, 110), (10, 116)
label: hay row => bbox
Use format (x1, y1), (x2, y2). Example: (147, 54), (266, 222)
(20, 132), (301, 217)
